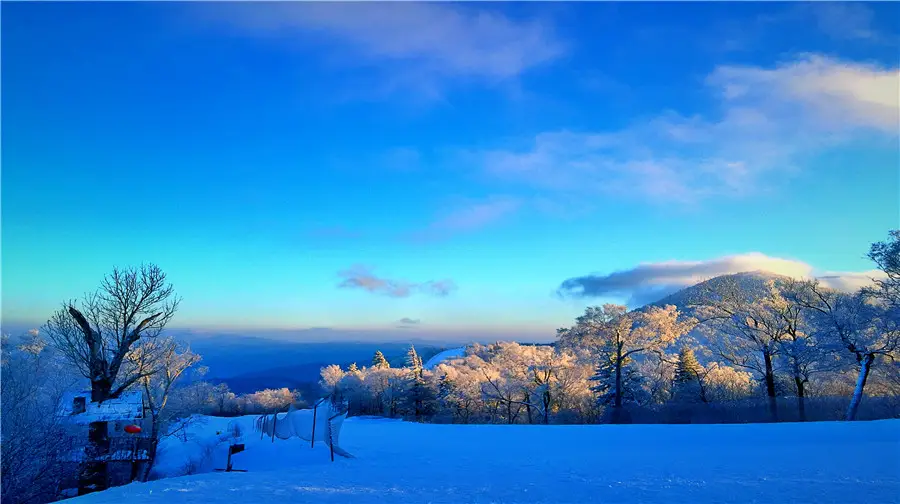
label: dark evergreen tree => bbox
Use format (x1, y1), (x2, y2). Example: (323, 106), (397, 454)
(590, 354), (646, 407)
(372, 350), (390, 369)
(404, 374), (437, 422)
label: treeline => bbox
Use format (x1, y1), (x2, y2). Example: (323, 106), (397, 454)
(319, 232), (900, 425)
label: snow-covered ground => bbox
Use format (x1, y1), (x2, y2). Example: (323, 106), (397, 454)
(423, 347), (466, 370)
(71, 416), (900, 504)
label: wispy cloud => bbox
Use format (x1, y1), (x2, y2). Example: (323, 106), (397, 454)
(558, 252), (886, 306)
(199, 3), (564, 97)
(473, 54), (899, 204)
(411, 196), (522, 242)
(337, 265), (456, 298)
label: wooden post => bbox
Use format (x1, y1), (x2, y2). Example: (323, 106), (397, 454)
(226, 446), (233, 472)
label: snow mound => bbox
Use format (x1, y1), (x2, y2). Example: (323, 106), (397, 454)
(70, 418), (899, 504)
(423, 347), (466, 370)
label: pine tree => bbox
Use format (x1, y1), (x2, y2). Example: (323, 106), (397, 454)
(672, 347), (704, 403)
(406, 345), (423, 377)
(372, 350), (390, 369)
(347, 362), (360, 375)
(674, 347), (702, 384)
(404, 373), (437, 422)
(590, 354), (645, 407)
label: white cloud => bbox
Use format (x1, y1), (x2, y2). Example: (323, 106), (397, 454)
(201, 3), (563, 94)
(558, 252), (886, 306)
(475, 55), (899, 203)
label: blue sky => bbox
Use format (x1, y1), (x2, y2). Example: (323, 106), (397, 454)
(2, 2), (898, 341)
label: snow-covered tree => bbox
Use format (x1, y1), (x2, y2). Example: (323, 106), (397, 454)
(372, 350), (390, 369)
(406, 345), (423, 376)
(1, 332), (79, 504)
(560, 304), (694, 422)
(694, 278), (789, 420)
(702, 363), (755, 402)
(790, 280), (900, 420)
(672, 347), (703, 403)
(866, 230), (900, 308)
(126, 337), (201, 479)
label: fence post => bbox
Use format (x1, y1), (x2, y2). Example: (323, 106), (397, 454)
(311, 403), (318, 448)
(271, 412), (277, 443)
(327, 418), (334, 462)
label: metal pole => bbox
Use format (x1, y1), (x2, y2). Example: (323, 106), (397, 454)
(311, 404), (317, 448)
(271, 412), (277, 443)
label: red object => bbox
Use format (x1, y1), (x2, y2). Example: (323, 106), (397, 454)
(124, 424), (142, 434)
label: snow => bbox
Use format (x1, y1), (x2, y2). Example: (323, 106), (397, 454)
(67, 416), (900, 504)
(423, 347), (466, 370)
(59, 390), (144, 423)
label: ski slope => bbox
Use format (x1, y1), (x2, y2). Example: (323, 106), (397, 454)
(71, 416), (900, 504)
(423, 347), (466, 370)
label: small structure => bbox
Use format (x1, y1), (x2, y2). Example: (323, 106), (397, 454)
(57, 390), (154, 496)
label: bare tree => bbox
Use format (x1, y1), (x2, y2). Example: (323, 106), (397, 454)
(693, 278), (788, 421)
(43, 264), (181, 402)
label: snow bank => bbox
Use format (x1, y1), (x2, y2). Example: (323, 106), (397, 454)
(72, 418), (900, 504)
(423, 347), (466, 370)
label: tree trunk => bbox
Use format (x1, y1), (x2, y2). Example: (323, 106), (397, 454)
(91, 380), (112, 403)
(141, 417), (161, 481)
(794, 377), (807, 422)
(846, 353), (875, 421)
(614, 354), (623, 409)
(524, 393), (533, 424)
(542, 390), (551, 425)
(763, 350), (778, 422)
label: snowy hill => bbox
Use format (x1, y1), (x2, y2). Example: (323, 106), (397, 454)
(646, 270), (792, 312)
(69, 416), (899, 504)
(423, 347), (467, 370)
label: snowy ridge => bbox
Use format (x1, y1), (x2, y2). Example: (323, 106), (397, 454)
(423, 347), (467, 370)
(69, 416), (900, 504)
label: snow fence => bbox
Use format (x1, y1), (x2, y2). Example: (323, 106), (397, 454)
(255, 400), (352, 459)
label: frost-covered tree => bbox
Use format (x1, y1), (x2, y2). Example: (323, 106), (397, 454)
(1, 332), (79, 504)
(702, 363), (755, 402)
(790, 280), (900, 421)
(672, 347), (703, 403)
(560, 304), (694, 423)
(406, 345), (423, 376)
(127, 337), (201, 479)
(866, 230), (900, 308)
(364, 367), (406, 417)
(695, 278), (789, 420)
(372, 350), (390, 369)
